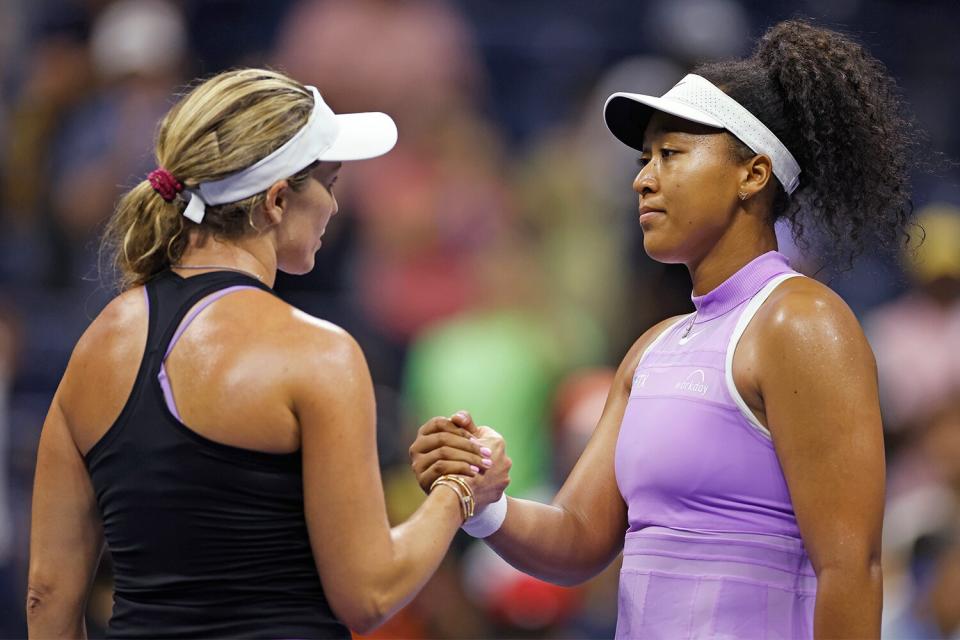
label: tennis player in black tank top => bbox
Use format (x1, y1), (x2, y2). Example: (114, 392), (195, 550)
(27, 69), (509, 638)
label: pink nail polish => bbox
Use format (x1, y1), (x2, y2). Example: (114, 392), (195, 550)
(470, 465), (480, 473)
(480, 446), (492, 457)
(481, 458), (493, 468)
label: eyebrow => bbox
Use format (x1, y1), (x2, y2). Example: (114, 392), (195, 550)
(642, 128), (705, 149)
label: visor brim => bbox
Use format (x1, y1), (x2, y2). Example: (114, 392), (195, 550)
(603, 92), (724, 151)
(319, 112), (398, 161)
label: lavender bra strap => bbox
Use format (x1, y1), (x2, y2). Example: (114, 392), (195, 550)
(163, 286), (259, 359)
(158, 285), (260, 423)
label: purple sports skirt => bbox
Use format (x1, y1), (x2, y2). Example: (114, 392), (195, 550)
(616, 527), (817, 639)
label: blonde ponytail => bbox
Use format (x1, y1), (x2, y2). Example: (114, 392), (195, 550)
(101, 180), (189, 290)
(100, 68), (317, 290)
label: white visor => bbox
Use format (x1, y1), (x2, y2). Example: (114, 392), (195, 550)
(604, 74), (801, 195)
(182, 85), (397, 223)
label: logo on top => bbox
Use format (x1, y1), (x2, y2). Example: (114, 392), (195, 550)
(675, 369), (709, 395)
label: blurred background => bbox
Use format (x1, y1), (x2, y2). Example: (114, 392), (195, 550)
(1, 0), (959, 637)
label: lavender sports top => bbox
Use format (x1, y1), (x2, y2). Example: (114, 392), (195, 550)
(615, 251), (802, 537)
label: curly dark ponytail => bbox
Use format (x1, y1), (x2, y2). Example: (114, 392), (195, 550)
(693, 19), (921, 267)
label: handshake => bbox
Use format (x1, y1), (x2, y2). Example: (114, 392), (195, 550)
(408, 411), (512, 537)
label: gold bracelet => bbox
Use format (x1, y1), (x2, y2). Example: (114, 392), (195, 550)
(430, 475), (475, 522)
(431, 479), (469, 522)
(443, 475), (476, 519)
(430, 480), (464, 521)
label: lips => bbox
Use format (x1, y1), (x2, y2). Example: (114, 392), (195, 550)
(638, 205), (665, 226)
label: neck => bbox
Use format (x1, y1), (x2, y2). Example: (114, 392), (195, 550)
(687, 219), (778, 296)
(176, 234), (277, 288)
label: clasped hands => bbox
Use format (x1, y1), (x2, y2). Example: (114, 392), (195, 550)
(408, 411), (511, 513)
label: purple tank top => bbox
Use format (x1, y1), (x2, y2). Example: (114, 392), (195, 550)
(615, 251), (802, 538)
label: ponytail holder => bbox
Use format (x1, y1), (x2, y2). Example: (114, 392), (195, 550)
(147, 168), (184, 202)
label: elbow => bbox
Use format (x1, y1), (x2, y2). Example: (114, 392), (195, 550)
(25, 583), (50, 623)
(26, 582), (65, 627)
(26, 580), (85, 635)
(330, 589), (392, 635)
(342, 608), (386, 636)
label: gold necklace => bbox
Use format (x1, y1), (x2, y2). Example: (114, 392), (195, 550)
(171, 264), (264, 282)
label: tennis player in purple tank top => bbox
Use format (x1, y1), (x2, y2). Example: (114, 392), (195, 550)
(412, 19), (925, 638)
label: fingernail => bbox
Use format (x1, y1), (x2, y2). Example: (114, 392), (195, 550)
(455, 411), (468, 420)
(469, 437), (480, 443)
(480, 446), (492, 457)
(481, 458), (493, 468)
(470, 465), (480, 473)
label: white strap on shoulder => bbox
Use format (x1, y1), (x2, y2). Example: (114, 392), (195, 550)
(638, 313), (693, 366)
(725, 273), (803, 440)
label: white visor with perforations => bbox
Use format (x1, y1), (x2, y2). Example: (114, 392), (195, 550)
(182, 85), (397, 223)
(604, 74), (800, 195)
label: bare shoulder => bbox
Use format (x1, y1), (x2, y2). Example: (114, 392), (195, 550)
(753, 276), (875, 368)
(253, 297), (369, 389)
(66, 287), (149, 390)
(60, 287), (149, 449)
(204, 288), (361, 355)
(270, 303), (375, 435)
(71, 287), (148, 362)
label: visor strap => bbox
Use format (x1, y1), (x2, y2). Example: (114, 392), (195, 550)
(180, 85), (336, 224)
(666, 74), (801, 194)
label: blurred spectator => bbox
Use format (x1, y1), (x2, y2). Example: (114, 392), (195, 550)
(347, 116), (514, 343)
(513, 55), (688, 351)
(0, 4), (92, 285)
(274, 0), (510, 359)
(48, 0), (187, 284)
(866, 204), (960, 434)
(643, 0), (750, 64)
(275, 0), (484, 129)
(866, 204), (960, 639)
(551, 368), (615, 481)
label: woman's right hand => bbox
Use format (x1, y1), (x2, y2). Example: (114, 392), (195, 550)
(409, 412), (511, 510)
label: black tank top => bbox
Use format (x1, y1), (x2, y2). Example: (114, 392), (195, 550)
(84, 270), (349, 639)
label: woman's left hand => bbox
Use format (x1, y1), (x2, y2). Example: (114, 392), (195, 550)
(409, 411), (511, 507)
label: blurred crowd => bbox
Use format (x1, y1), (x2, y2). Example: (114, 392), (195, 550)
(1, 0), (959, 637)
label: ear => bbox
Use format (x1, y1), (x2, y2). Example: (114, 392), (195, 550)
(262, 179), (290, 226)
(739, 154), (773, 200)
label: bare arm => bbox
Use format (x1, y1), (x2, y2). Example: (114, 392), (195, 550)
(293, 326), (507, 633)
(757, 283), (884, 638)
(411, 315), (684, 586)
(27, 391), (104, 638)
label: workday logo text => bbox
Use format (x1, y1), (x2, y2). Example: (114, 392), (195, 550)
(675, 369), (709, 395)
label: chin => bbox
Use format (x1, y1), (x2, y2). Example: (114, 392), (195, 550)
(641, 232), (688, 265)
(278, 256), (316, 276)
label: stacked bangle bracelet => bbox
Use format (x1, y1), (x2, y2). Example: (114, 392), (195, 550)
(430, 474), (476, 522)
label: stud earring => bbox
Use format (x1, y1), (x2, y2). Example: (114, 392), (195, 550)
(738, 191), (748, 201)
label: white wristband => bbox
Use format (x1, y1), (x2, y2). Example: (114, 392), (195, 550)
(461, 494), (507, 538)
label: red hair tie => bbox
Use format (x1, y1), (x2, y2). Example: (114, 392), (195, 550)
(147, 168), (184, 202)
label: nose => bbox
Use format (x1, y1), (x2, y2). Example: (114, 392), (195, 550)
(330, 195), (339, 217)
(633, 162), (658, 196)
